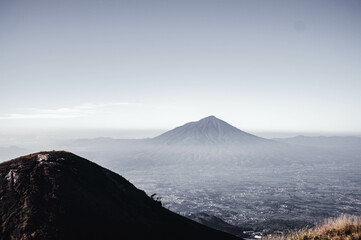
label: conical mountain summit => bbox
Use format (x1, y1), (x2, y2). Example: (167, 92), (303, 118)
(152, 115), (265, 145)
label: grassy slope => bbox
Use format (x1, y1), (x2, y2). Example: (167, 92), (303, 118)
(265, 215), (361, 240)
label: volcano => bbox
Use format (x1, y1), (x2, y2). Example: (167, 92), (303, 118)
(152, 115), (266, 145)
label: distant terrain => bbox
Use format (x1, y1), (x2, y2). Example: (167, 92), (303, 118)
(1, 116), (360, 235)
(0, 146), (28, 161)
(63, 116), (361, 233)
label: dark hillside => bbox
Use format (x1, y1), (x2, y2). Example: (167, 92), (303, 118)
(0, 151), (240, 240)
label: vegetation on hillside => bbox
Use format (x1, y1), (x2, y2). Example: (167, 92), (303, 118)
(265, 215), (361, 240)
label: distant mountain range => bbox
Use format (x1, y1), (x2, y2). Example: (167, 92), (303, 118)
(273, 135), (361, 153)
(0, 151), (240, 240)
(68, 116), (361, 170)
(0, 146), (28, 161)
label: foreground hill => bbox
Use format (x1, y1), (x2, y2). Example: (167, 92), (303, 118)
(0, 151), (240, 240)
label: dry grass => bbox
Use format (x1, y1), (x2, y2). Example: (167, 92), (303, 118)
(264, 215), (361, 240)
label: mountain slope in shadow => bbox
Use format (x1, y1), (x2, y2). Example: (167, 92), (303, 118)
(0, 151), (240, 240)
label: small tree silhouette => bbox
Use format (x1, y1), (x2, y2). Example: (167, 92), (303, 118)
(150, 193), (162, 206)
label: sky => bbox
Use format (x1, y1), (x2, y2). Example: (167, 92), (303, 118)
(1, 0), (361, 140)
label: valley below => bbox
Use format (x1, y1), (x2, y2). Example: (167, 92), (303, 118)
(104, 160), (361, 234)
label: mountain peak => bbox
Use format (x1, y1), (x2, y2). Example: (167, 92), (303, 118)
(153, 116), (265, 145)
(197, 115), (223, 125)
(196, 115), (225, 128)
(200, 115), (217, 120)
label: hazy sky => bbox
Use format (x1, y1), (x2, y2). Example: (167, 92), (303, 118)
(1, 0), (361, 137)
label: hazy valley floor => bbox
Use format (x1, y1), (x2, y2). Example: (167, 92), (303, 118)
(111, 162), (361, 233)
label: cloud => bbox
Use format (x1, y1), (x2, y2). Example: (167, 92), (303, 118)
(0, 102), (130, 120)
(76, 102), (129, 109)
